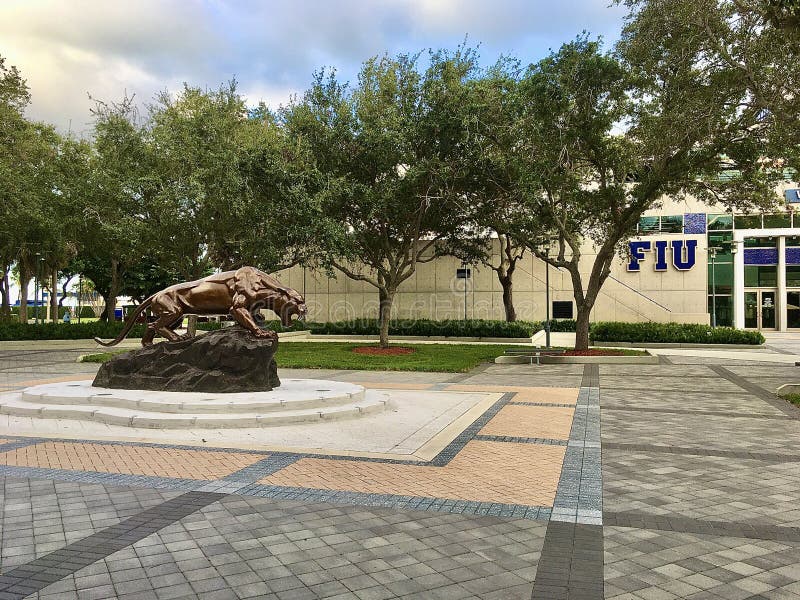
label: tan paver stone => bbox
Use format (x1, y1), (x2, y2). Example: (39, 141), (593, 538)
(7, 374), (90, 389)
(0, 441), (263, 480)
(449, 385), (579, 405)
(259, 440), (565, 506)
(480, 405), (574, 440)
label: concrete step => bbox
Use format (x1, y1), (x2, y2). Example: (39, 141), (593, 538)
(19, 380), (365, 414)
(0, 391), (389, 429)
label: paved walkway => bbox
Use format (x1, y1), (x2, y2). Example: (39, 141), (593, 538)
(0, 348), (798, 598)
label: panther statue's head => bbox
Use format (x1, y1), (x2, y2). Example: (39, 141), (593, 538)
(274, 290), (307, 327)
(256, 284), (306, 328)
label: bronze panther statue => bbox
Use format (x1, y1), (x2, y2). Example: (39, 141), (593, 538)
(94, 266), (307, 347)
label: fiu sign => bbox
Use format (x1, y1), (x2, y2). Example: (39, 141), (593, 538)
(627, 240), (698, 272)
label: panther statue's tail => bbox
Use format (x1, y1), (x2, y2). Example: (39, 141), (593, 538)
(93, 297), (154, 347)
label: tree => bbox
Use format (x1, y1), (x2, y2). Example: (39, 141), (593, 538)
(287, 50), (485, 347)
(460, 59), (538, 322)
(510, 37), (780, 349)
(81, 97), (150, 321)
(212, 104), (335, 273)
(0, 55), (31, 320)
(620, 0), (800, 171)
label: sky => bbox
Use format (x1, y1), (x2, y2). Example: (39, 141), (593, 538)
(0, 0), (627, 137)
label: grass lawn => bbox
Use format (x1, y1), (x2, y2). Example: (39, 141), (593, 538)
(80, 342), (649, 372)
(81, 342), (515, 372)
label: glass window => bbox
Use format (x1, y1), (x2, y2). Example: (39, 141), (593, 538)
(708, 232), (733, 263)
(708, 295), (733, 327)
(707, 214), (733, 231)
(735, 214), (762, 229)
(787, 236), (800, 247)
(763, 213), (791, 229)
(787, 266), (800, 287)
(660, 215), (684, 233)
(745, 265), (777, 287)
(708, 263), (733, 295)
(744, 236), (778, 248)
(638, 216), (659, 233)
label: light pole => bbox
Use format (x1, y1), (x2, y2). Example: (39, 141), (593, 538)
(460, 261), (469, 320)
(542, 247), (551, 349)
(78, 274), (83, 324)
(709, 246), (718, 327)
(34, 252), (41, 325)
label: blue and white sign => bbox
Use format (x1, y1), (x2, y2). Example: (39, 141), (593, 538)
(785, 189), (800, 203)
(627, 239), (698, 272)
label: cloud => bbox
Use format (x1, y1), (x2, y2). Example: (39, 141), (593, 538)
(0, 0), (626, 134)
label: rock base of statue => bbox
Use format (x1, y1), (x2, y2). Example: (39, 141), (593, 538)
(92, 326), (280, 392)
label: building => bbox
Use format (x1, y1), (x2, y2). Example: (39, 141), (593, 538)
(274, 182), (800, 332)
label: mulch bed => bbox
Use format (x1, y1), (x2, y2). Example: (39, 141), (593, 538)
(563, 349), (631, 356)
(352, 346), (416, 356)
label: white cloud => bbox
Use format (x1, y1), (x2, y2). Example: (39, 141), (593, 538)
(0, 0), (626, 134)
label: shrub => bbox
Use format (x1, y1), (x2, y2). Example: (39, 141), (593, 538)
(544, 319), (577, 332)
(0, 321), (147, 341)
(8, 305), (97, 319)
(589, 321), (764, 345)
(307, 318), (538, 338)
(196, 319), (310, 333)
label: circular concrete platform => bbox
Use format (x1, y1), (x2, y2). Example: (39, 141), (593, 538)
(0, 379), (385, 428)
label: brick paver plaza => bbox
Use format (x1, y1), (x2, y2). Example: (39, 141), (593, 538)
(0, 347), (799, 598)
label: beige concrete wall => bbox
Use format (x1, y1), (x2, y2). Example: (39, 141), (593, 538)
(273, 233), (709, 324)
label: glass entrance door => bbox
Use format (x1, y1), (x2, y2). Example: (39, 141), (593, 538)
(744, 290), (777, 329)
(788, 291), (800, 329)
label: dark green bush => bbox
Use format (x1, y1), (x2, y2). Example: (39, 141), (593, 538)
(0, 321), (146, 341)
(307, 318), (537, 338)
(8, 305), (96, 319)
(544, 319), (577, 332)
(589, 321), (764, 345)
(196, 319), (310, 333)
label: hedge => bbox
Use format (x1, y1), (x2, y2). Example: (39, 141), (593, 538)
(544, 319), (577, 332)
(589, 321), (764, 345)
(8, 305), (96, 319)
(0, 321), (146, 341)
(306, 318), (538, 338)
(196, 319), (309, 333)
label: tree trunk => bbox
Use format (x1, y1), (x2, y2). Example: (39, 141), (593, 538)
(574, 303), (592, 351)
(98, 293), (109, 321)
(0, 267), (10, 320)
(569, 249), (613, 351)
(50, 270), (58, 323)
(106, 259), (120, 322)
(378, 287), (396, 349)
(18, 265), (31, 324)
(499, 275), (516, 322)
(186, 314), (197, 337)
(59, 275), (73, 307)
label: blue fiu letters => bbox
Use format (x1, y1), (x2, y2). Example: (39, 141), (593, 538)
(627, 239), (697, 271)
(671, 239), (697, 270)
(627, 241), (651, 272)
(654, 240), (668, 271)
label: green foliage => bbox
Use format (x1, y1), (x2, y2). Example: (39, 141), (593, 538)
(195, 320), (310, 333)
(780, 393), (800, 407)
(589, 322), (764, 345)
(545, 319), (577, 332)
(0, 321), (145, 341)
(306, 319), (537, 338)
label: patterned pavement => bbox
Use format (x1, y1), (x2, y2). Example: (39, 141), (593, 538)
(0, 347), (798, 597)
